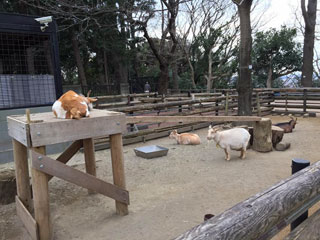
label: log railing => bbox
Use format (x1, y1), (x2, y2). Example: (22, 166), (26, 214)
(175, 161), (320, 240)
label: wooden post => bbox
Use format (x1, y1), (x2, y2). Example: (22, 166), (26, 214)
(215, 100), (219, 116)
(31, 146), (52, 240)
(83, 138), (97, 194)
(303, 89), (307, 113)
(110, 133), (129, 215)
(256, 92), (261, 116)
(12, 139), (32, 211)
(252, 118), (273, 152)
(224, 92), (229, 116)
(285, 93), (288, 112)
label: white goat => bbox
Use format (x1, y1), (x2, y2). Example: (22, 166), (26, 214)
(207, 125), (250, 161)
(169, 130), (201, 145)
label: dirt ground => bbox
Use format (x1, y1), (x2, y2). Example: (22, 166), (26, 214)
(1, 115), (320, 240)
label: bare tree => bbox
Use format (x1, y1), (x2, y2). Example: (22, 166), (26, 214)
(300, 0), (318, 87)
(177, 0), (238, 91)
(132, 0), (182, 94)
(233, 0), (253, 116)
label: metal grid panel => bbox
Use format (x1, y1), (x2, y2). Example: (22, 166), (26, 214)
(0, 31), (56, 109)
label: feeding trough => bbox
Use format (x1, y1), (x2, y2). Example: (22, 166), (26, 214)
(134, 145), (169, 159)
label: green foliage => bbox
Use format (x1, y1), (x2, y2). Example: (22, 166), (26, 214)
(190, 27), (238, 89)
(252, 26), (302, 87)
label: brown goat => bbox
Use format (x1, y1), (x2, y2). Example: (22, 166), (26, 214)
(169, 130), (201, 145)
(274, 117), (297, 133)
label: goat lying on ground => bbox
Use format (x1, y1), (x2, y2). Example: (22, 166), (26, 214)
(169, 130), (201, 145)
(52, 90), (97, 119)
(273, 116), (297, 133)
(207, 125), (250, 161)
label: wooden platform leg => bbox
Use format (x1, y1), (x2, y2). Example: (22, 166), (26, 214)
(12, 139), (32, 211)
(83, 138), (96, 194)
(110, 133), (129, 216)
(31, 146), (52, 240)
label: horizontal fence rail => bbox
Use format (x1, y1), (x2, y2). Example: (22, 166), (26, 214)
(175, 161), (320, 240)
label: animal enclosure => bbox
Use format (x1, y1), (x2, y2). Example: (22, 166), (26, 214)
(0, 13), (62, 110)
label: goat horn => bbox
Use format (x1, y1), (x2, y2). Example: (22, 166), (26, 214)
(87, 90), (92, 97)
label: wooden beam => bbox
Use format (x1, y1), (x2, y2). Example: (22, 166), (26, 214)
(12, 139), (32, 211)
(110, 95), (238, 112)
(47, 140), (83, 182)
(270, 104), (320, 109)
(174, 161), (320, 240)
(126, 116), (261, 124)
(16, 196), (38, 240)
(255, 88), (320, 93)
(31, 150), (129, 205)
(31, 146), (51, 240)
(110, 133), (129, 215)
(96, 92), (157, 102)
(284, 208), (320, 240)
(83, 138), (96, 194)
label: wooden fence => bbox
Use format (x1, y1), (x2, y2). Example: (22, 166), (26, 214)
(174, 161), (320, 240)
(91, 88), (319, 149)
(92, 90), (273, 149)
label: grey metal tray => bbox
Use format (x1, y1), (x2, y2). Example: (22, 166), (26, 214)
(134, 145), (169, 159)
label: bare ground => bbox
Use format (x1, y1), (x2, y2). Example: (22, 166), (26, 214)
(1, 115), (320, 240)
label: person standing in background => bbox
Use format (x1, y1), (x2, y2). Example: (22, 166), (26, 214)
(144, 81), (151, 93)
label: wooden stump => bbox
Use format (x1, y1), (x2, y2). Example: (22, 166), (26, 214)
(0, 169), (16, 204)
(272, 126), (284, 147)
(253, 118), (272, 152)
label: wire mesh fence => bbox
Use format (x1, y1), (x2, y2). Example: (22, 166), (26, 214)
(0, 31), (56, 109)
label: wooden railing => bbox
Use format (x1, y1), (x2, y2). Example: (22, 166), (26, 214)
(175, 161), (320, 240)
(91, 88), (319, 150)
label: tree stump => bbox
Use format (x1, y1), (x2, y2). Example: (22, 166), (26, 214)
(0, 169), (16, 204)
(272, 126), (284, 147)
(253, 118), (272, 152)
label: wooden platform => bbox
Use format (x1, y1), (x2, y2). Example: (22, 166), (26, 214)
(8, 109), (126, 147)
(7, 109), (129, 240)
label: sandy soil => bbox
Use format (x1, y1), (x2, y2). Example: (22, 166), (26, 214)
(1, 115), (320, 240)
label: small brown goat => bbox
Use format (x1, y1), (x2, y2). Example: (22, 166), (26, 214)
(169, 130), (201, 145)
(274, 116), (297, 133)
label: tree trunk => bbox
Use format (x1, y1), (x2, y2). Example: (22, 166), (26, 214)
(206, 50), (213, 93)
(171, 18), (179, 93)
(103, 50), (109, 84)
(26, 47), (35, 74)
(158, 64), (169, 95)
(43, 40), (54, 75)
(171, 60), (179, 93)
(112, 53), (129, 94)
(253, 118), (273, 152)
(71, 32), (87, 86)
(301, 0), (317, 87)
(237, 0), (253, 116)
(267, 65), (273, 88)
(188, 58), (196, 89)
(96, 50), (105, 84)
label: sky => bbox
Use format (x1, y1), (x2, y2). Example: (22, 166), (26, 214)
(262, 0), (300, 30)
(256, 0), (319, 52)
